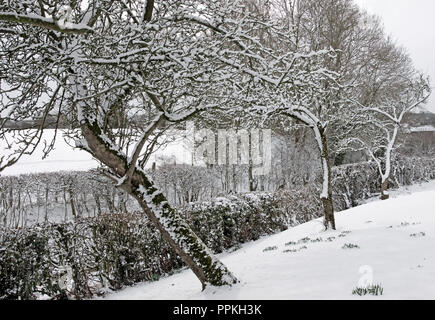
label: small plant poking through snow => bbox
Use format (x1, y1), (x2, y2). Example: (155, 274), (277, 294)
(283, 249), (298, 253)
(410, 232), (426, 238)
(263, 246), (278, 252)
(352, 284), (384, 296)
(285, 241), (297, 246)
(298, 237), (311, 244)
(338, 230), (352, 238)
(342, 243), (360, 249)
(310, 237), (323, 243)
(326, 237), (336, 242)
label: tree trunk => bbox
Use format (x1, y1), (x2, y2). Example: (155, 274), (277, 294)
(317, 125), (336, 230)
(63, 188), (68, 222)
(44, 187), (49, 223)
(69, 188), (76, 219)
(380, 177), (390, 200)
(321, 193), (335, 229)
(248, 163), (256, 192)
(80, 120), (237, 290)
(248, 132), (257, 192)
(232, 164), (237, 193)
(320, 155), (335, 230)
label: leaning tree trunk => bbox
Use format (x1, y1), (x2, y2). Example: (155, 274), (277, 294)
(80, 119), (238, 290)
(316, 125), (336, 230)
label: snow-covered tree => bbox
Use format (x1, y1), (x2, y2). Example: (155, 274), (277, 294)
(326, 10), (433, 200)
(1, 0), (258, 290)
(220, 0), (349, 230)
(343, 73), (431, 199)
(264, 0), (431, 225)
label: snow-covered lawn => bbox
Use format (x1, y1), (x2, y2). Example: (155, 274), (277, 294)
(104, 180), (435, 300)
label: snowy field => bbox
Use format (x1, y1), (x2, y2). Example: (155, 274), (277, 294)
(0, 130), (98, 176)
(104, 180), (435, 300)
(0, 130), (189, 176)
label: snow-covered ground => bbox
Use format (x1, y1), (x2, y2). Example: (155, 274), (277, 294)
(0, 129), (189, 176)
(0, 130), (98, 176)
(105, 180), (435, 300)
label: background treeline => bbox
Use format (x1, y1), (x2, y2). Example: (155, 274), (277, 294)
(1, 155), (433, 299)
(1, 155), (434, 228)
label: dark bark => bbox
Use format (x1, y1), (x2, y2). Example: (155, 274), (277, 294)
(318, 126), (336, 230)
(380, 178), (390, 200)
(248, 131), (257, 192)
(143, 0), (155, 22)
(321, 194), (335, 230)
(80, 119), (237, 289)
(45, 187), (49, 223)
(69, 188), (76, 219)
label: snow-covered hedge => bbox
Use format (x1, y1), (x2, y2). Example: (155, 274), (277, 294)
(331, 157), (435, 211)
(182, 193), (289, 253)
(0, 213), (183, 299)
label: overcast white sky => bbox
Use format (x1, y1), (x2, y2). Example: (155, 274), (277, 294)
(355, 0), (435, 113)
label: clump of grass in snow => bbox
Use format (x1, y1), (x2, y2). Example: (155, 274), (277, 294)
(310, 237), (323, 243)
(409, 232), (426, 238)
(326, 236), (336, 242)
(283, 249), (298, 253)
(298, 237), (311, 244)
(263, 246), (278, 252)
(338, 230), (351, 238)
(286, 237), (312, 246)
(285, 241), (297, 246)
(298, 245), (308, 250)
(342, 243), (360, 249)
(352, 284), (384, 296)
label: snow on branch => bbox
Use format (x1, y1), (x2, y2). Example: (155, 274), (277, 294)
(0, 12), (94, 34)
